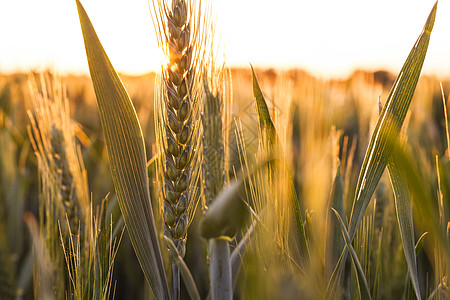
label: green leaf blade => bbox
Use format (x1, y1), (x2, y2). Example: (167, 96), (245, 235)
(332, 209), (371, 300)
(348, 2), (437, 240)
(75, 1), (170, 299)
(387, 146), (421, 300)
(330, 164), (345, 268)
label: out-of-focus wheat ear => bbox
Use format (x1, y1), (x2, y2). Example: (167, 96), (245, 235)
(202, 59), (233, 299)
(27, 74), (90, 234)
(24, 213), (56, 300)
(27, 73), (91, 298)
(202, 72), (224, 207)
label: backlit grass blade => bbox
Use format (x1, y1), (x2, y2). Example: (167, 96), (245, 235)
(147, 154), (158, 180)
(332, 208), (371, 300)
(75, 1), (170, 299)
(251, 66), (310, 264)
(391, 140), (448, 254)
(251, 65), (278, 148)
(415, 232), (428, 255)
(387, 144), (421, 300)
(231, 221), (256, 289)
(348, 2), (437, 240)
(330, 164), (345, 268)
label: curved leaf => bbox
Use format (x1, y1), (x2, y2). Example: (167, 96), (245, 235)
(387, 144), (421, 300)
(147, 153), (158, 180)
(231, 221), (256, 289)
(332, 209), (371, 300)
(415, 232), (428, 255)
(330, 164), (345, 267)
(348, 1), (437, 240)
(75, 1), (170, 299)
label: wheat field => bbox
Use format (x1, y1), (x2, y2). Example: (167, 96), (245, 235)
(0, 1), (449, 299)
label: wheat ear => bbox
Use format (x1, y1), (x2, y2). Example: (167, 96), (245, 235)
(152, 0), (208, 259)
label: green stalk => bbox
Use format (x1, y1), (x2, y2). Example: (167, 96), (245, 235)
(172, 265), (180, 300)
(210, 239), (232, 300)
(165, 236), (200, 300)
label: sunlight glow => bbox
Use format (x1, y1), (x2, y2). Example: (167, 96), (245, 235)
(0, 0), (448, 78)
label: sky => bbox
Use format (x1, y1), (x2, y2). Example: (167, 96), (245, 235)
(0, 0), (448, 78)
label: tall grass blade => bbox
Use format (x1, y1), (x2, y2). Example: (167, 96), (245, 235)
(387, 144), (421, 300)
(391, 141), (448, 253)
(147, 154), (159, 180)
(251, 66), (310, 264)
(75, 1), (170, 298)
(415, 232), (428, 255)
(329, 164), (345, 268)
(332, 208), (371, 300)
(348, 1), (437, 240)
(231, 221), (256, 289)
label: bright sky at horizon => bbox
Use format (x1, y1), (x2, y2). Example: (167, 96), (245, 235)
(0, 0), (448, 78)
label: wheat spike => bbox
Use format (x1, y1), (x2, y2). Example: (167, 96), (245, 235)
(28, 73), (89, 234)
(152, 0), (209, 258)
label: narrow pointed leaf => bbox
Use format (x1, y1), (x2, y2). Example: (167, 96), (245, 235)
(332, 209), (371, 300)
(390, 141), (448, 253)
(251, 66), (310, 264)
(324, 246), (346, 299)
(147, 153), (159, 180)
(251, 65), (278, 148)
(387, 144), (421, 300)
(75, 1), (170, 299)
(415, 232), (428, 255)
(330, 164), (345, 267)
(231, 221), (256, 289)
(348, 2), (437, 240)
